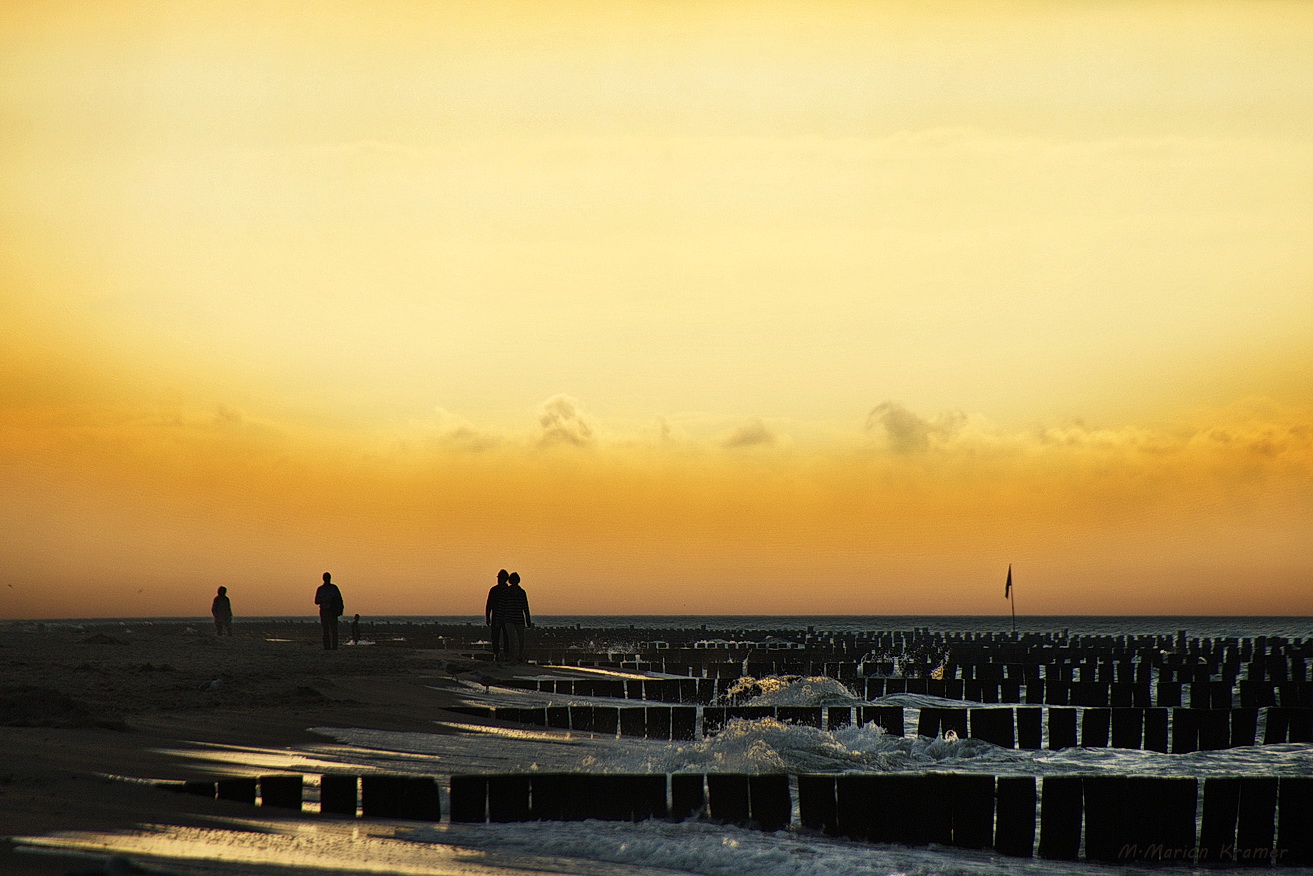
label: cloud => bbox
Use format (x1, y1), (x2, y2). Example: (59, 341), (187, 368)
(213, 404), (244, 426)
(430, 408), (502, 453)
(537, 394), (595, 448)
(656, 417), (675, 445)
(1037, 421), (1182, 455)
(865, 401), (965, 453)
(1189, 405), (1313, 467)
(850, 399), (1313, 488)
(721, 418), (777, 449)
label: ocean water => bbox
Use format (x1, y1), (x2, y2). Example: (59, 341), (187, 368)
(16, 615), (1313, 876)
(521, 615), (1313, 639)
(352, 615), (1312, 639)
(31, 614), (1313, 639)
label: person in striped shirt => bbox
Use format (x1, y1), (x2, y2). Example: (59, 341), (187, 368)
(499, 571), (533, 663)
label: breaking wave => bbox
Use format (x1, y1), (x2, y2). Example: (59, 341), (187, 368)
(588, 718), (1016, 775)
(720, 676), (862, 707)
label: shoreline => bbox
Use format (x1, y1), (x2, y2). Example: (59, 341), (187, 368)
(0, 621), (512, 875)
(6, 618), (1312, 874)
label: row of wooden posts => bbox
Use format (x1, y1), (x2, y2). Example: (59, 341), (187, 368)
(448, 703), (1313, 751)
(170, 772), (1313, 866)
(527, 630), (1310, 664)
(534, 642), (1312, 681)
(548, 657), (1312, 685)
(498, 675), (1313, 708)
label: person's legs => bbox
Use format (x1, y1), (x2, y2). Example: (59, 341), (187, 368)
(508, 623), (526, 662)
(499, 623), (514, 662)
(490, 623), (502, 660)
(329, 618), (339, 650)
(321, 616), (333, 650)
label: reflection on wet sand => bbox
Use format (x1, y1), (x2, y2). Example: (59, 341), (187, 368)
(17, 817), (684, 876)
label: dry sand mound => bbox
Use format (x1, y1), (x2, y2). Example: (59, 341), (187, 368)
(0, 685), (125, 729)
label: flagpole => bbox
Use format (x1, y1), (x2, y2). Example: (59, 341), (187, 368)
(1010, 581), (1016, 636)
(1006, 564), (1016, 636)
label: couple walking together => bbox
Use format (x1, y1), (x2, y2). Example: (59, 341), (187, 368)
(485, 569), (532, 662)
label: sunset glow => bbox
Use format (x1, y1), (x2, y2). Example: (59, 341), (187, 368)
(3, 1), (1311, 618)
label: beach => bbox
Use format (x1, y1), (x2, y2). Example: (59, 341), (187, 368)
(4, 617), (1312, 876)
(0, 620), (501, 875)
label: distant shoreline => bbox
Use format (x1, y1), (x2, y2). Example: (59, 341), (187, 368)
(4, 614), (1310, 641)
(7, 613), (1311, 621)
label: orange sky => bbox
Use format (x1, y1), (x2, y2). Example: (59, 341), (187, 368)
(2, 1), (1312, 619)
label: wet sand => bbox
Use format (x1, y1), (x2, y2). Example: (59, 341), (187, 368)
(0, 619), (511, 875)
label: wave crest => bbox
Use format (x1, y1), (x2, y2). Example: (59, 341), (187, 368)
(720, 676), (861, 707)
(598, 717), (1012, 775)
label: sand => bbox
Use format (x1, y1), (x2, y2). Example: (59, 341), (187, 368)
(0, 619), (512, 875)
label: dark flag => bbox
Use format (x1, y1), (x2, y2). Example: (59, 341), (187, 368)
(1005, 564), (1012, 599)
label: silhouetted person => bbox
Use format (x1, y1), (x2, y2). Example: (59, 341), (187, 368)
(500, 571), (532, 662)
(350, 613), (361, 644)
(211, 586), (233, 637)
(315, 572), (344, 650)
(485, 569), (510, 661)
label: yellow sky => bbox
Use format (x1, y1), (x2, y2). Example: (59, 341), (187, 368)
(2, 1), (1311, 619)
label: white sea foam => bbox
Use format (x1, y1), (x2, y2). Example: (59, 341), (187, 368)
(721, 675), (862, 706)
(312, 714), (1313, 786)
(298, 715), (1313, 876)
(580, 718), (1008, 775)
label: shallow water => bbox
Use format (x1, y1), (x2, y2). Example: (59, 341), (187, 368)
(42, 670), (1305, 875)
(27, 705), (1313, 876)
(12, 616), (1313, 875)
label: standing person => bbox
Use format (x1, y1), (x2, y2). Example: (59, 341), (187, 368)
(315, 572), (345, 651)
(485, 569), (510, 661)
(211, 586), (233, 637)
(350, 613), (361, 645)
(499, 571), (532, 663)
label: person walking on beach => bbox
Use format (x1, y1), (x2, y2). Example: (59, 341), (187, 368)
(485, 569), (510, 661)
(211, 586), (233, 637)
(499, 571), (532, 663)
(315, 572), (345, 651)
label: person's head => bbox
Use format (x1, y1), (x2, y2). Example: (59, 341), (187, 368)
(217, 586), (227, 595)
(508, 572), (521, 586)
(354, 613), (360, 621)
(497, 569), (509, 585)
(323, 572), (331, 583)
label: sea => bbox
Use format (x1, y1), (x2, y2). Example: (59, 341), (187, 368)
(18, 615), (1313, 876)
(29, 614), (1313, 639)
(233, 615), (1313, 638)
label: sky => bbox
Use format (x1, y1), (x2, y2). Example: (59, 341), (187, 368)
(2, 0), (1311, 619)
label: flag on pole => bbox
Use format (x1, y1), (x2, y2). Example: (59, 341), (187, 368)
(1005, 564), (1012, 599)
